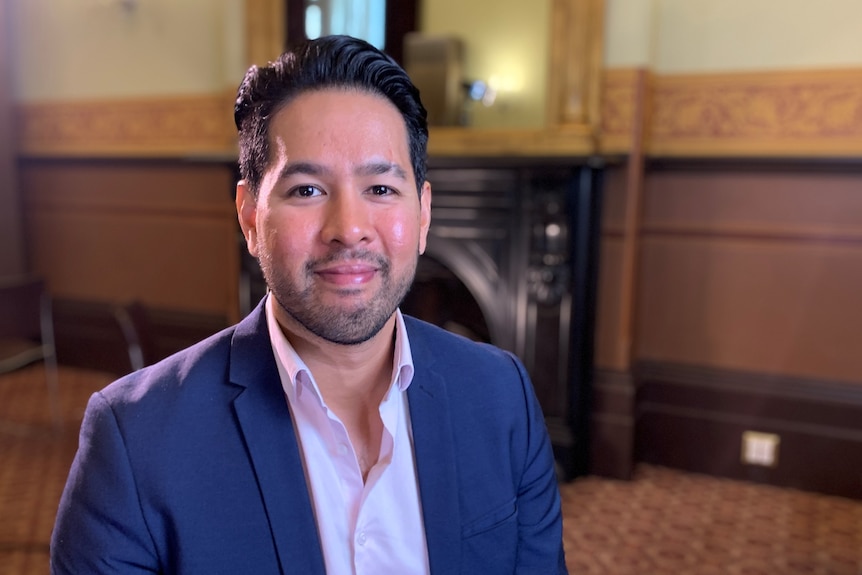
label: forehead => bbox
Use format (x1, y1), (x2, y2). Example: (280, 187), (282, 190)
(269, 88), (408, 146)
(261, 88), (415, 188)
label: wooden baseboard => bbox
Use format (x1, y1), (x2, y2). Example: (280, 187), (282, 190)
(589, 369), (637, 479)
(635, 361), (862, 499)
(52, 299), (229, 376)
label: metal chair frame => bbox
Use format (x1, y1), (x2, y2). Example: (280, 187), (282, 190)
(0, 275), (62, 432)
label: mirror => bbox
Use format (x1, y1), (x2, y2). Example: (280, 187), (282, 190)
(246, 0), (605, 156)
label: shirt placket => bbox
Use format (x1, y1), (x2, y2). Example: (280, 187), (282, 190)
(352, 387), (400, 575)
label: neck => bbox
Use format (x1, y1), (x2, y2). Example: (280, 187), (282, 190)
(274, 306), (397, 407)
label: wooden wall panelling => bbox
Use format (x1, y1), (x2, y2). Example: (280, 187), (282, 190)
(637, 232), (862, 383)
(52, 298), (230, 375)
(635, 164), (862, 384)
(589, 71), (649, 480)
(21, 160), (240, 322)
(590, 367), (636, 479)
(640, 163), (862, 242)
(636, 361), (862, 500)
(616, 69), (648, 370)
(594, 232), (624, 369)
(632, 163), (862, 498)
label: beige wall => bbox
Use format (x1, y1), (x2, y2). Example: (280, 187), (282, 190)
(605, 0), (862, 71)
(652, 0), (862, 72)
(8, 0), (246, 102)
(604, 0), (654, 67)
(10, 1), (862, 113)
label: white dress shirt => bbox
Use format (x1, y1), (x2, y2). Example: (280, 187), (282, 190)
(265, 297), (431, 575)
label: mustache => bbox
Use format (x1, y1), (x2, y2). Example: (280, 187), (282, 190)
(304, 249), (390, 273)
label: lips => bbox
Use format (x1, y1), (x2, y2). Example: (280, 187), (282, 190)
(314, 263), (379, 286)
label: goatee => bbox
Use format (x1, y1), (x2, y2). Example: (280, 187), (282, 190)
(261, 247), (417, 345)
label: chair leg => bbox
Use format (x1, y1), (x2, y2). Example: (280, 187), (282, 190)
(44, 352), (62, 432)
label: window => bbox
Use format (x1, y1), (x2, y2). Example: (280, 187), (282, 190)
(286, 0), (416, 64)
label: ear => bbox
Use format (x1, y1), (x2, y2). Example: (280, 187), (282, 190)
(236, 180), (260, 258)
(418, 180), (432, 255)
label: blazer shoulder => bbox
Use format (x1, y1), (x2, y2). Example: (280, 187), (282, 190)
(403, 315), (519, 367)
(404, 316), (532, 410)
(98, 322), (238, 408)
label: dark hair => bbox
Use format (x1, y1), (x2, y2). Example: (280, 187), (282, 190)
(234, 35), (428, 196)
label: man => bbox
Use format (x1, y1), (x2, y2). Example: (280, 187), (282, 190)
(51, 35), (566, 574)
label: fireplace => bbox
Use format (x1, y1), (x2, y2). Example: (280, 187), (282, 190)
(402, 158), (603, 478)
(239, 157), (603, 478)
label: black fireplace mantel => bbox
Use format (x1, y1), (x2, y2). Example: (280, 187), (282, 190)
(406, 155), (605, 479)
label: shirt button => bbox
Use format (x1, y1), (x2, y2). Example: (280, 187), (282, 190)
(357, 531), (367, 546)
(338, 444), (349, 455)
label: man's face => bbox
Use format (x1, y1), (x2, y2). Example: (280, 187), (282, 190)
(236, 88), (431, 345)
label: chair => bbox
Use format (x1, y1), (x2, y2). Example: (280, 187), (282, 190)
(0, 275), (61, 431)
(110, 300), (156, 373)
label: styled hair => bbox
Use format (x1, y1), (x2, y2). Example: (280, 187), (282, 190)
(234, 35), (429, 196)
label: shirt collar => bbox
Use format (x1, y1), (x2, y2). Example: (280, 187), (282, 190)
(264, 295), (416, 401)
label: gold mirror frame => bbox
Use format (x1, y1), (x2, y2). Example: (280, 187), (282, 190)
(245, 0), (604, 157)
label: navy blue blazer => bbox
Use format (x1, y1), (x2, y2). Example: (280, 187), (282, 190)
(51, 300), (567, 574)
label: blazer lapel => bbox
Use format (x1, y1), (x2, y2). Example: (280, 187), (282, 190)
(407, 325), (462, 575)
(229, 301), (326, 575)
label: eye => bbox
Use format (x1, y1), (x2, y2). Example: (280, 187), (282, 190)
(369, 185), (396, 196)
(288, 185), (323, 198)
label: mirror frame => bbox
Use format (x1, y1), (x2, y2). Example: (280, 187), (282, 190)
(244, 0), (604, 157)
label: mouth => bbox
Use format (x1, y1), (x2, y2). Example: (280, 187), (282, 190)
(313, 262), (379, 286)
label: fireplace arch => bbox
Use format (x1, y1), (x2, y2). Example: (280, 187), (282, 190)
(405, 158), (604, 478)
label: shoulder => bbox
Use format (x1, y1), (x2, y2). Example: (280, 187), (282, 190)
(403, 314), (524, 376)
(97, 323), (239, 411)
(403, 315), (532, 415)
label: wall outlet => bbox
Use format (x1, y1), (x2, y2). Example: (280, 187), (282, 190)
(741, 431), (780, 467)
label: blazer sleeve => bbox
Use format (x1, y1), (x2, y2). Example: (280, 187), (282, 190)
(51, 391), (161, 574)
(509, 352), (569, 574)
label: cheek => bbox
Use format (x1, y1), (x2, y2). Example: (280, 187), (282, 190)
(385, 213), (420, 253)
(260, 213), (308, 263)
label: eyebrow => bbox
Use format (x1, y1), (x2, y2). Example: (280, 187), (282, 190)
(277, 162), (331, 180)
(354, 161), (409, 181)
(276, 161), (409, 182)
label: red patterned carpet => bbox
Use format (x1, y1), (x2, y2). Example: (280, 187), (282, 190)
(561, 466), (862, 574)
(0, 366), (114, 575)
(1, 365), (861, 574)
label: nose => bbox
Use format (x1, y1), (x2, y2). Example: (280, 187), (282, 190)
(319, 190), (373, 247)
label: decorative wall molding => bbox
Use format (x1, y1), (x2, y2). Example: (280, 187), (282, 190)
(599, 68), (643, 154)
(600, 66), (862, 158)
(428, 125), (595, 157)
(650, 68), (862, 157)
(16, 93), (236, 158)
(14, 67), (862, 159)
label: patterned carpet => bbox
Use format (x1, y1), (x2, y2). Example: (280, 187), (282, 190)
(1, 365), (861, 575)
(562, 466), (862, 574)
